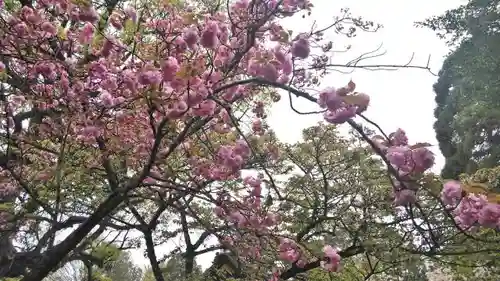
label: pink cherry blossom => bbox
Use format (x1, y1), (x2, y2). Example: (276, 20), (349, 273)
(391, 129), (409, 146)
(162, 57), (180, 81)
(478, 203), (500, 228)
(321, 245), (341, 272)
(200, 21), (219, 49)
(393, 189), (417, 206)
(454, 194), (488, 229)
(41, 22), (57, 37)
(441, 180), (463, 206)
(291, 38), (310, 59)
(318, 87), (342, 110)
(183, 27), (199, 47)
(323, 106), (357, 124)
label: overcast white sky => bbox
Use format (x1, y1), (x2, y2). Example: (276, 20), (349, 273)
(268, 0), (467, 174)
(129, 0), (465, 271)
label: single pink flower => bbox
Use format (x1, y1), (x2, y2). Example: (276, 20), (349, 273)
(321, 245), (341, 272)
(441, 180), (463, 206)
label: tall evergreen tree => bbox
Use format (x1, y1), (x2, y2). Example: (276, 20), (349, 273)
(418, 0), (500, 179)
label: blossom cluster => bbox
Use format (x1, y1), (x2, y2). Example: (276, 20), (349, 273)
(372, 129), (435, 206)
(212, 172), (341, 275)
(213, 175), (278, 260)
(0, 169), (18, 231)
(317, 81), (370, 124)
(441, 181), (500, 230)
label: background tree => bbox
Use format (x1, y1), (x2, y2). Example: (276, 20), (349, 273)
(42, 249), (142, 281)
(99, 251), (143, 281)
(262, 124), (499, 281)
(202, 251), (244, 281)
(142, 254), (202, 281)
(418, 0), (500, 179)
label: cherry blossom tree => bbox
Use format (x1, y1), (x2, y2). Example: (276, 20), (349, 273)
(0, 0), (499, 281)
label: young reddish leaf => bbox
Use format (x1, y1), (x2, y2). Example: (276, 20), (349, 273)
(341, 93), (369, 109)
(410, 142), (432, 149)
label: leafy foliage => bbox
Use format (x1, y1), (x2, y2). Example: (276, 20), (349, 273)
(100, 251), (143, 281)
(419, 0), (500, 179)
(142, 255), (202, 281)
